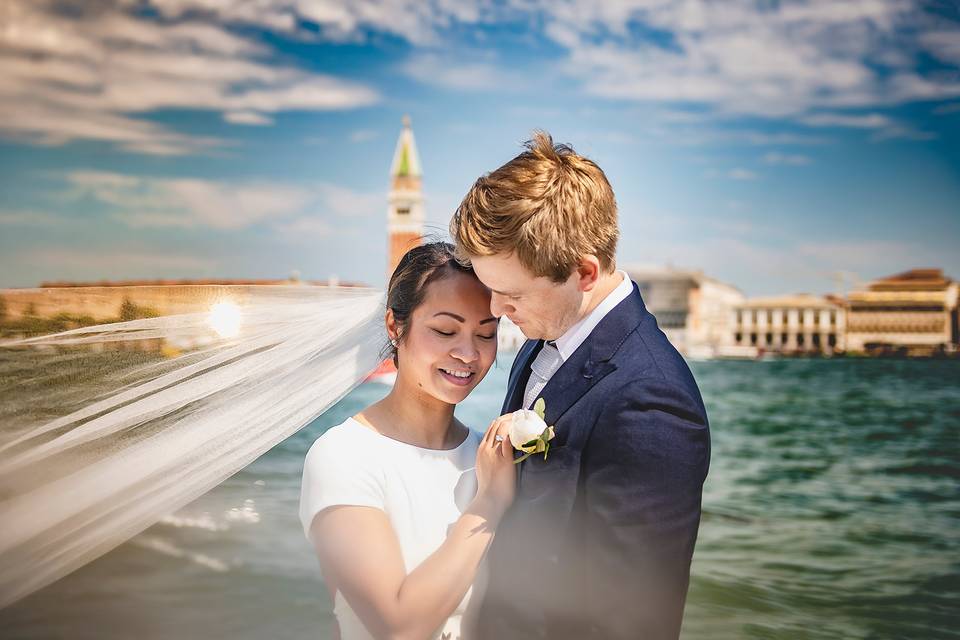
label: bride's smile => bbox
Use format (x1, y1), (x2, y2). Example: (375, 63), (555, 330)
(438, 368), (476, 386)
(389, 270), (499, 406)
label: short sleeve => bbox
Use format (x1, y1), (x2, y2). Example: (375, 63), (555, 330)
(298, 428), (386, 541)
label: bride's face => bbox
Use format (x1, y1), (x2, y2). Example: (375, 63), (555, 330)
(395, 270), (498, 405)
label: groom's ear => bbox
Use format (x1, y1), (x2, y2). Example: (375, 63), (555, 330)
(574, 255), (602, 292)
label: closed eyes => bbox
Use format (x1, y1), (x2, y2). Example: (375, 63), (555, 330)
(432, 329), (497, 340)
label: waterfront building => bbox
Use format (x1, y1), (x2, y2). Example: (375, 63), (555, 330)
(624, 266), (744, 358)
(0, 275), (362, 322)
(845, 269), (958, 356)
(731, 294), (846, 356)
(387, 115), (424, 277)
(0, 276), (369, 350)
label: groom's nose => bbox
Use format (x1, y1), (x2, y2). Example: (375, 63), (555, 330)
(490, 292), (512, 318)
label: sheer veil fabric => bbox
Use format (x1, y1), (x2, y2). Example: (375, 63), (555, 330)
(0, 286), (385, 608)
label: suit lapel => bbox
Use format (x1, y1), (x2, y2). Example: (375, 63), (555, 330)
(531, 283), (650, 441)
(501, 339), (543, 414)
(535, 347), (616, 440)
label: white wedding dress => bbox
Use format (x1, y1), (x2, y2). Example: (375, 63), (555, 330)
(299, 417), (489, 640)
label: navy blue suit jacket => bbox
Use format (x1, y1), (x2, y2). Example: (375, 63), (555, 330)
(476, 283), (710, 640)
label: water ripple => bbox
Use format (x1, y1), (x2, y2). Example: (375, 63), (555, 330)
(686, 359), (960, 639)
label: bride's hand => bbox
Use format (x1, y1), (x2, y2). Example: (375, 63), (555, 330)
(474, 414), (517, 524)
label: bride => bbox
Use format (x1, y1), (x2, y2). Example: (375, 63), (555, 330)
(299, 242), (516, 640)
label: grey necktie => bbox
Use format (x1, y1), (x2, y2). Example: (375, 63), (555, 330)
(522, 341), (563, 410)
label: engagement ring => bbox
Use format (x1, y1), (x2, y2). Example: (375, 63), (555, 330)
(494, 435), (504, 442)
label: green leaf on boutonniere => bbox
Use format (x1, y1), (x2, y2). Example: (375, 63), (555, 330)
(514, 449), (535, 464)
(533, 397), (546, 420)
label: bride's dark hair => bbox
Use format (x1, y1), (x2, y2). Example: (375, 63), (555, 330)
(384, 241), (479, 366)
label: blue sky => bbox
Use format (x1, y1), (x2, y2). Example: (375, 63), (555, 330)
(1, 0), (959, 296)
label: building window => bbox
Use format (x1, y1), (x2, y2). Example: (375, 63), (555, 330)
(750, 333), (758, 346)
(781, 332), (788, 345)
(830, 312), (836, 326)
(735, 332), (743, 344)
(655, 311), (685, 329)
(812, 334), (822, 348)
(766, 310), (773, 325)
(765, 333), (773, 346)
(397, 207), (410, 216)
(797, 334), (805, 346)
(828, 334), (837, 347)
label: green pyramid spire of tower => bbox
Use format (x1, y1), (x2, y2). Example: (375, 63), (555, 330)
(390, 115), (421, 178)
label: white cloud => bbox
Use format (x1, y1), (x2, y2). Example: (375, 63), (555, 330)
(704, 166), (760, 181)
(0, 96), (227, 156)
(919, 29), (960, 66)
(224, 111), (274, 126)
(800, 113), (893, 128)
(536, 0), (960, 119)
(637, 124), (833, 147)
(349, 129), (379, 143)
(0, 0), (378, 155)
(799, 111), (934, 140)
(401, 53), (517, 91)
(62, 170), (379, 231)
(737, 131), (831, 146)
(2, 0), (957, 154)
(26, 248), (217, 273)
(0, 210), (67, 227)
(273, 217), (334, 241)
(795, 240), (931, 273)
(151, 0), (490, 46)
(315, 184), (383, 217)
(66, 171), (306, 230)
(869, 124), (936, 141)
(762, 152), (812, 166)
(728, 168), (757, 180)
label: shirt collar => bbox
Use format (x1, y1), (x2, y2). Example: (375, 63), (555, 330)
(552, 270), (633, 362)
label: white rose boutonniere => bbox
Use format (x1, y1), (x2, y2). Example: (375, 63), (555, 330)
(508, 398), (556, 464)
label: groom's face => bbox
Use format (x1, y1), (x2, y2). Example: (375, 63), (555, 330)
(470, 252), (583, 341)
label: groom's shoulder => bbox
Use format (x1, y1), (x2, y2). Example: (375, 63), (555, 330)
(604, 321), (705, 412)
(612, 315), (688, 379)
(597, 283), (687, 376)
(587, 334), (708, 466)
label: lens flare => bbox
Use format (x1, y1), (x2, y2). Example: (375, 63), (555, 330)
(208, 301), (242, 338)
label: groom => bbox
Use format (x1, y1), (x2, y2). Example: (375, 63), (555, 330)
(450, 132), (710, 640)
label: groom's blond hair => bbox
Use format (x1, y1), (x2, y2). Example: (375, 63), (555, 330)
(451, 131), (619, 283)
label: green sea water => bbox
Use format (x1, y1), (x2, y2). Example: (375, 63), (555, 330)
(2, 358), (958, 639)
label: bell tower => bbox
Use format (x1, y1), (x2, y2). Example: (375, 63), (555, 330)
(387, 115), (424, 277)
